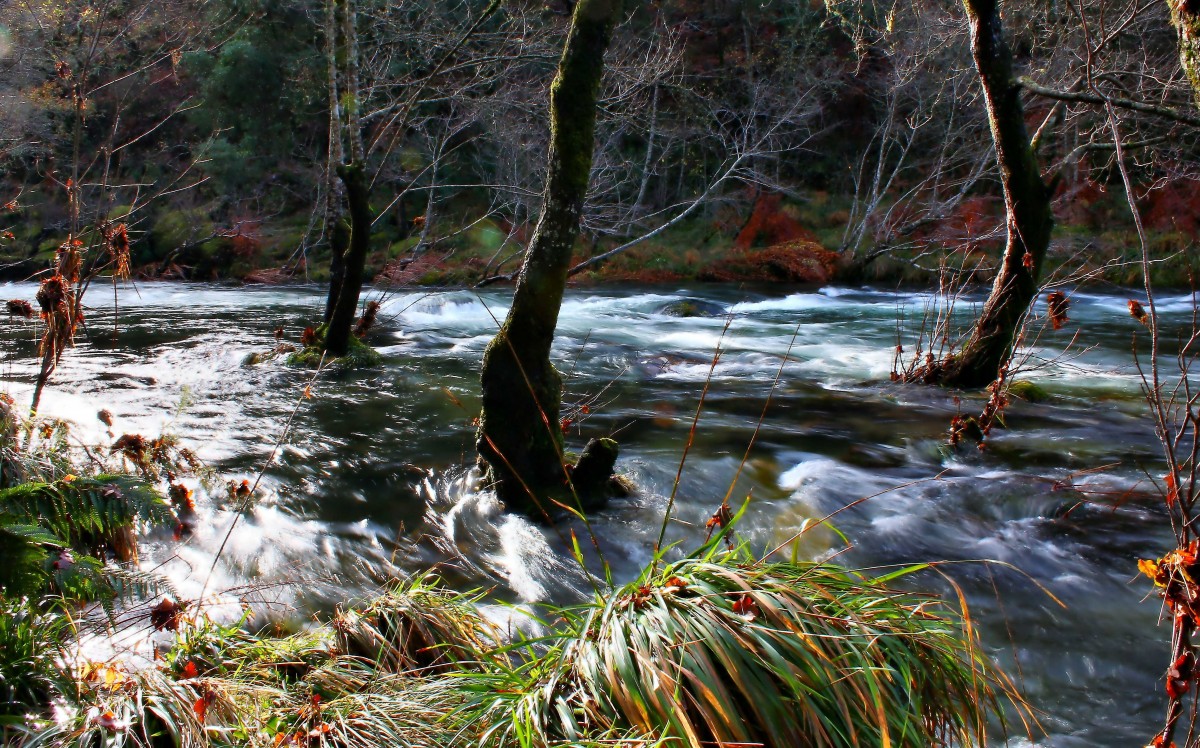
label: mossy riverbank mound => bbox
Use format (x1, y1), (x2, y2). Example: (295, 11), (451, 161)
(284, 324), (383, 370)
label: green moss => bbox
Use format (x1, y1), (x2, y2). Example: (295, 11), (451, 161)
(151, 208), (213, 253)
(388, 237), (420, 258)
(1007, 379), (1051, 403)
(285, 324), (383, 370)
(465, 220), (506, 254)
(1170, 5), (1200, 105)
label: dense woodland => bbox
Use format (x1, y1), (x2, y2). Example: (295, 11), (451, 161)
(1, 0), (1197, 289)
(3, 0), (1200, 746)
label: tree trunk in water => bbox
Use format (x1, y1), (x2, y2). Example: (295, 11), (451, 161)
(324, 218), (350, 324)
(323, 0), (346, 323)
(1171, 0), (1200, 107)
(325, 162), (371, 357)
(322, 0), (370, 355)
(477, 0), (621, 515)
(919, 0), (1053, 389)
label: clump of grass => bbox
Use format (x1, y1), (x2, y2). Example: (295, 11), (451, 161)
(0, 598), (70, 721)
(4, 553), (1018, 748)
(475, 548), (1014, 748)
(334, 575), (499, 674)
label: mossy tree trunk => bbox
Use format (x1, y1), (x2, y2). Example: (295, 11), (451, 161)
(918, 0), (1053, 389)
(326, 162), (372, 356)
(1171, 0), (1200, 107)
(322, 0), (372, 356)
(324, 218), (350, 324)
(476, 0), (622, 514)
(323, 0), (347, 324)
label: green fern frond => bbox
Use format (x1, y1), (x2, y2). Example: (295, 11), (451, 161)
(0, 474), (175, 561)
(0, 522), (61, 598)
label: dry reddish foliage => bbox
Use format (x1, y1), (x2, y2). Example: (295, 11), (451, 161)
(735, 192), (820, 251)
(1140, 175), (1200, 237)
(699, 240), (840, 284)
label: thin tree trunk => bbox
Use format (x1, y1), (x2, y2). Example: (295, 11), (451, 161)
(325, 163), (371, 356)
(324, 0), (372, 356)
(477, 0), (622, 514)
(629, 83), (659, 226)
(323, 0), (348, 324)
(1170, 0), (1200, 107)
(917, 0), (1053, 389)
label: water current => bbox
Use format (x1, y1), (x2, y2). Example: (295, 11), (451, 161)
(0, 281), (1187, 746)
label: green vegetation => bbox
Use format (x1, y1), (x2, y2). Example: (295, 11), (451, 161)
(470, 552), (1007, 748)
(0, 398), (1014, 747)
(0, 508), (1015, 747)
(285, 323), (383, 370)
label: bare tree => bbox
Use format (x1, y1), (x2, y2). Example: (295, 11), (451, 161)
(477, 0), (623, 516)
(0, 0), (211, 413)
(833, 11), (996, 274)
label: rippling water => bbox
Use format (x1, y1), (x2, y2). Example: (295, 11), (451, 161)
(0, 281), (1186, 745)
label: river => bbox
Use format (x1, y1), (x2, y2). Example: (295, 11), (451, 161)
(0, 281), (1184, 746)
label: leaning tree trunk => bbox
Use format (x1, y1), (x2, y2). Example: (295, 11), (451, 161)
(1170, 0), (1200, 107)
(477, 0), (622, 515)
(918, 0), (1053, 389)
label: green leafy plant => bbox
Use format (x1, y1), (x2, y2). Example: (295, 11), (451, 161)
(0, 598), (71, 721)
(0, 474), (175, 563)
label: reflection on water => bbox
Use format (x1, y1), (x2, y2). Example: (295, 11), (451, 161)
(0, 281), (1185, 746)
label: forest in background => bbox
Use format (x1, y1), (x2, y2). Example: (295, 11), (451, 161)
(1, 0), (1198, 291)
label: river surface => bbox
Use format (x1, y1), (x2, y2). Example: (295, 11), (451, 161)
(0, 281), (1188, 746)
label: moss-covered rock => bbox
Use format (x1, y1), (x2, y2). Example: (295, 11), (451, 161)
(656, 299), (726, 318)
(242, 344), (297, 367)
(1007, 379), (1051, 402)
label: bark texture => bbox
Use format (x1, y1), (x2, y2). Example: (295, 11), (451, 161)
(477, 0), (621, 515)
(322, 0), (372, 357)
(323, 0), (347, 324)
(325, 162), (371, 357)
(1171, 0), (1200, 107)
(917, 0), (1053, 389)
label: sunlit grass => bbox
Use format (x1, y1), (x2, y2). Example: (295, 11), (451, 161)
(464, 547), (1014, 748)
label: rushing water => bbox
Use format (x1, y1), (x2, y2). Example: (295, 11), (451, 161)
(0, 280), (1188, 745)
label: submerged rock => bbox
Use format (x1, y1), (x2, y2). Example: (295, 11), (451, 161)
(1007, 379), (1052, 402)
(656, 299), (726, 318)
(570, 437), (621, 512)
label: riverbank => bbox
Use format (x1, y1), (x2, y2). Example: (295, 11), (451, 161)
(3, 188), (1197, 290)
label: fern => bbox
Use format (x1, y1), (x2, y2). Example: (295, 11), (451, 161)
(0, 523), (60, 598)
(0, 474), (175, 561)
